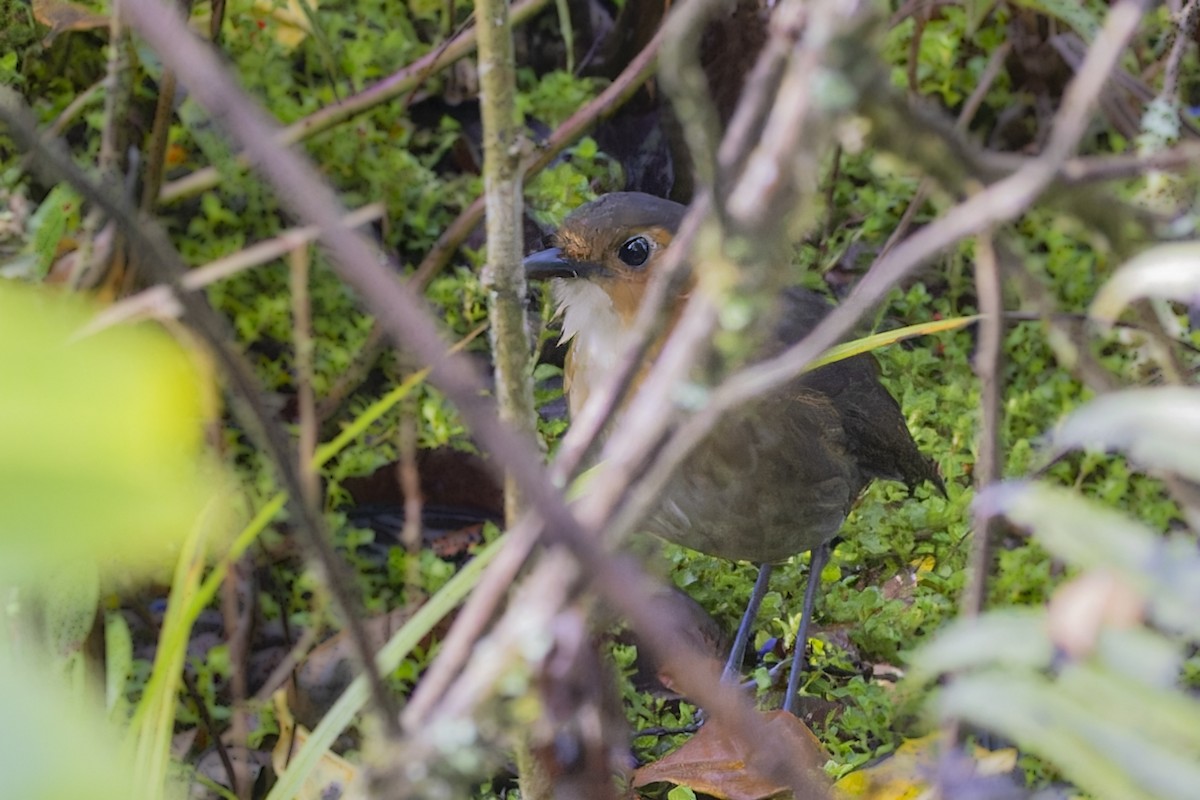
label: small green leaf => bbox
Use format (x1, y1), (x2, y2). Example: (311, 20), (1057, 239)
(105, 610), (134, 718)
(807, 315), (980, 372)
(26, 184), (82, 279)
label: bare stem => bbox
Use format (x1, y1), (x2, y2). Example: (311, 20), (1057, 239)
(477, 0), (538, 518)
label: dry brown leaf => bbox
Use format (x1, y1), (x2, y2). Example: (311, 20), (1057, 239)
(632, 710), (829, 800)
(32, 0), (109, 41)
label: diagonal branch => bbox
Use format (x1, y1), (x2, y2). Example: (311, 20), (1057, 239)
(114, 3), (830, 795)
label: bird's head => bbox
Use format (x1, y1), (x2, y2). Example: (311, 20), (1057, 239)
(525, 192), (688, 414)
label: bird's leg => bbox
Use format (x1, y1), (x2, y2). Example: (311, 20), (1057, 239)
(782, 543), (831, 716)
(722, 563), (774, 682)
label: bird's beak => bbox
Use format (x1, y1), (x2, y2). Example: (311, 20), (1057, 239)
(523, 247), (604, 280)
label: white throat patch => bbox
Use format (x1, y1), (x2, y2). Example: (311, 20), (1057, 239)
(552, 278), (629, 415)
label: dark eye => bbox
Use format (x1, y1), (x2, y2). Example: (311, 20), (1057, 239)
(617, 235), (651, 267)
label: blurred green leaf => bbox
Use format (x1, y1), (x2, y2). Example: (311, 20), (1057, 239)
(1090, 626), (1183, 689)
(976, 481), (1200, 637)
(0, 649), (139, 800)
(1048, 387), (1200, 483)
(943, 668), (1200, 800)
(1058, 660), (1200, 750)
(1091, 243), (1200, 324)
(907, 610), (1052, 685)
(42, 560), (100, 693)
(918, 573), (1197, 800)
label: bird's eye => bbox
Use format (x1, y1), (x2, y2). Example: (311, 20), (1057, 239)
(617, 235), (652, 267)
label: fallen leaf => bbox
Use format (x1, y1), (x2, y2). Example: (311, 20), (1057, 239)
(632, 710), (829, 800)
(31, 0), (108, 41)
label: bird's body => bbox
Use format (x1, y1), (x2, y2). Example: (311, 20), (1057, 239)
(526, 193), (940, 708)
(650, 285), (940, 563)
(528, 192), (940, 567)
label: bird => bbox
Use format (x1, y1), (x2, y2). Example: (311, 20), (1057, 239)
(524, 191), (942, 713)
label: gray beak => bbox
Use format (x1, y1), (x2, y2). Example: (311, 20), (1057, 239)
(523, 247), (603, 279)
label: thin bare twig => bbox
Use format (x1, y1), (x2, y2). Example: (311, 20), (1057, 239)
(939, 232), (1006, 754)
(705, 0), (1154, 422)
(657, 0), (727, 193)
(398, 412), (424, 580)
(48, 79), (104, 137)
(979, 138), (1200, 185)
(477, 0), (537, 518)
(315, 323), (389, 423)
(110, 0), (700, 722)
(475, 0), (549, 790)
(112, 1), (835, 794)
(961, 231), (1004, 620)
(878, 40), (1012, 260)
(182, 669), (241, 796)
(291, 246), (318, 501)
(157, 0), (552, 204)
(141, 65), (178, 213)
(82, 203), (385, 335)
(251, 623), (321, 703)
(1156, 0), (1200, 102)
(70, 17), (131, 292)
(219, 561), (255, 800)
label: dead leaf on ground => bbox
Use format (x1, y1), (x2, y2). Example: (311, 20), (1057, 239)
(32, 0), (109, 41)
(632, 710), (829, 800)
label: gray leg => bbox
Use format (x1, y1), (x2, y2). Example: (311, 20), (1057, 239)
(722, 563), (774, 682)
(782, 544), (830, 716)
